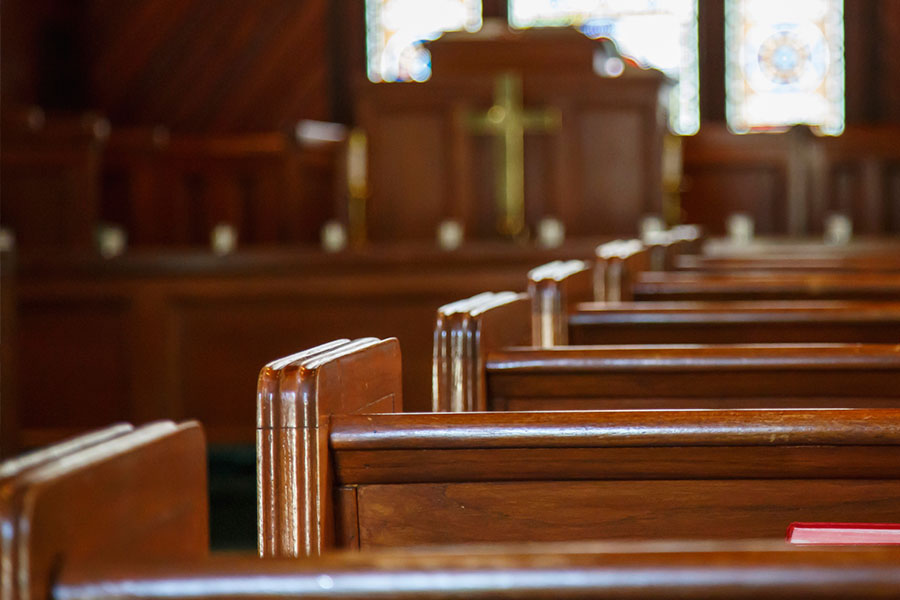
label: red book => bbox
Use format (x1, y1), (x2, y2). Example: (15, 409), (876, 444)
(787, 522), (900, 545)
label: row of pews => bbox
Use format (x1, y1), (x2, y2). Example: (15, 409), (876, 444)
(5, 230), (900, 598)
(6, 421), (900, 599)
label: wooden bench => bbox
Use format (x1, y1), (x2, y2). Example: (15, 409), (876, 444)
(591, 236), (900, 302)
(2, 421), (208, 600)
(11, 423), (899, 600)
(436, 291), (900, 412)
(527, 251), (900, 346)
(258, 339), (900, 558)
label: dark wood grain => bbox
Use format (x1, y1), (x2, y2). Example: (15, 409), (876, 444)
(54, 544), (900, 600)
(319, 407), (900, 551)
(485, 344), (900, 410)
(355, 479), (900, 547)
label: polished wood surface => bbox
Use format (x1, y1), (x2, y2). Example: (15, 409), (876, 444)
(257, 338), (402, 558)
(433, 292), (530, 413)
(3, 421), (208, 600)
(0, 424), (133, 600)
(308, 402), (900, 551)
(569, 301), (900, 345)
(485, 344), (900, 411)
(438, 285), (900, 412)
(54, 542), (900, 600)
(528, 259), (591, 347)
(9, 427), (900, 599)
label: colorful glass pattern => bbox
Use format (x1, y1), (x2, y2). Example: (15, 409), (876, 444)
(725, 0), (844, 134)
(366, 0), (482, 82)
(508, 0), (700, 135)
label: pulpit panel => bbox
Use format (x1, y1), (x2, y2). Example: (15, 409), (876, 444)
(357, 28), (667, 243)
(366, 111), (450, 241)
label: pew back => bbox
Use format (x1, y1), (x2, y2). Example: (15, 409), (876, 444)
(568, 301), (900, 345)
(632, 271), (900, 301)
(257, 338), (402, 557)
(3, 421), (208, 600)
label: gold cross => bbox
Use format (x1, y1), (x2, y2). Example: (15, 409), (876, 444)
(466, 71), (561, 238)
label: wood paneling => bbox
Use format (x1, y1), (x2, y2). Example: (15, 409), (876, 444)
(356, 479), (900, 547)
(13, 240), (603, 449)
(81, 0), (331, 131)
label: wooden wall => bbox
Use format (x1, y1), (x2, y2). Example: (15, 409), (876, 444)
(7, 0), (900, 132)
(1, 0), (333, 131)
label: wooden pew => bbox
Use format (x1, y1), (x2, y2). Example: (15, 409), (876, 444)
(591, 236), (900, 302)
(258, 339), (900, 558)
(1, 423), (134, 600)
(438, 291), (900, 412)
(3, 420), (208, 600)
(12, 424), (900, 600)
(523, 239), (900, 347)
(526, 256), (900, 346)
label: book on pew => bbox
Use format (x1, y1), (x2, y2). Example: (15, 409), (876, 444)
(787, 522), (900, 545)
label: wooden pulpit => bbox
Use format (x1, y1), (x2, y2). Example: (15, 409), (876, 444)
(356, 25), (669, 243)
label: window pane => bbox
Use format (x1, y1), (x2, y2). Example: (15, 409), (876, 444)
(366, 0), (482, 82)
(508, 0), (700, 135)
(725, 0), (845, 134)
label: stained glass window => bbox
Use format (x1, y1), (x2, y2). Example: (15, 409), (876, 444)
(366, 0), (482, 82)
(508, 0), (700, 135)
(725, 0), (844, 134)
